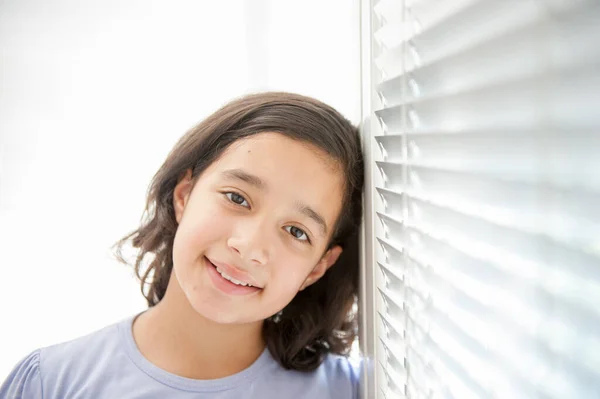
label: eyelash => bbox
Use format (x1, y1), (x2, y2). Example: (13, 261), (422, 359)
(223, 191), (311, 244)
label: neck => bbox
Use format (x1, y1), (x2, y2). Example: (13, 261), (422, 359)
(132, 271), (265, 380)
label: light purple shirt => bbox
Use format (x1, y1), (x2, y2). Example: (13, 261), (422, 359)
(1, 315), (360, 398)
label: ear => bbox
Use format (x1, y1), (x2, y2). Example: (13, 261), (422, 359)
(173, 169), (194, 223)
(299, 245), (343, 291)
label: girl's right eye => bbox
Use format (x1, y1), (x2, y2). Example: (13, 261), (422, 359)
(224, 192), (250, 208)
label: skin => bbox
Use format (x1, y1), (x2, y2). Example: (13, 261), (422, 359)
(132, 132), (345, 379)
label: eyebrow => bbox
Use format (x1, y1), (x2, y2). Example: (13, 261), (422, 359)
(222, 169), (266, 190)
(295, 202), (329, 237)
(221, 168), (329, 237)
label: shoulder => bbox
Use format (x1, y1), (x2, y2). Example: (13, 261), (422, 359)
(39, 320), (122, 372)
(1, 317), (130, 399)
(265, 353), (361, 399)
(0, 350), (43, 399)
(318, 354), (361, 398)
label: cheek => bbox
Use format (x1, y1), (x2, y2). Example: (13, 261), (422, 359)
(256, 259), (315, 317)
(269, 259), (313, 294)
(173, 200), (230, 260)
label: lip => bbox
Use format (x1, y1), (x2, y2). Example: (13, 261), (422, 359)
(206, 257), (263, 289)
(204, 257), (262, 296)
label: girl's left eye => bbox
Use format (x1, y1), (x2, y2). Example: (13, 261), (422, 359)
(285, 226), (309, 243)
(225, 192), (250, 208)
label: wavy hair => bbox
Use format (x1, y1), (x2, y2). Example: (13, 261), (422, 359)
(115, 92), (364, 371)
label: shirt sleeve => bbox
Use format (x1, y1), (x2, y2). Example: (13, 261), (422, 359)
(348, 357), (361, 399)
(0, 350), (44, 399)
(325, 354), (362, 399)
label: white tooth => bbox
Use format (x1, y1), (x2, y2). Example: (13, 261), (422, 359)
(215, 267), (251, 286)
(221, 271), (233, 281)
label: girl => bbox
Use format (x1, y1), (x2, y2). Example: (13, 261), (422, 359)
(1, 92), (364, 398)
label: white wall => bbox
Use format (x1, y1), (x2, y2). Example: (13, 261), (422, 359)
(0, 0), (359, 378)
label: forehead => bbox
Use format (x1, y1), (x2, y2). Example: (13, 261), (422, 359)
(219, 132), (339, 170)
(207, 132), (344, 230)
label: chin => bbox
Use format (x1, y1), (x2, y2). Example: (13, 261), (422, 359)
(187, 295), (257, 325)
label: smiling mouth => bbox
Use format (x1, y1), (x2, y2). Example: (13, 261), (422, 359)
(205, 257), (263, 290)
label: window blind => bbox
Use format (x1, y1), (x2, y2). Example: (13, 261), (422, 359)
(361, 0), (600, 398)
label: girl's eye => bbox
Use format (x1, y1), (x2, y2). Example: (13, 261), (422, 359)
(225, 192), (249, 208)
(285, 226), (309, 243)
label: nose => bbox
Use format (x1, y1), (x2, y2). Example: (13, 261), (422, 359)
(227, 217), (270, 265)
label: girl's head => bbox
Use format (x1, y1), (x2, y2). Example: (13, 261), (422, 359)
(117, 92), (364, 371)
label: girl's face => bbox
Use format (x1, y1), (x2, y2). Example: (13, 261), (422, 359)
(171, 132), (345, 324)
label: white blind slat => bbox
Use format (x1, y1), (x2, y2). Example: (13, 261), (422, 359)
(375, 2), (598, 82)
(366, 0), (600, 397)
(376, 67), (600, 132)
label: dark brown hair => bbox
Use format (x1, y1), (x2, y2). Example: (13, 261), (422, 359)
(115, 92), (364, 371)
